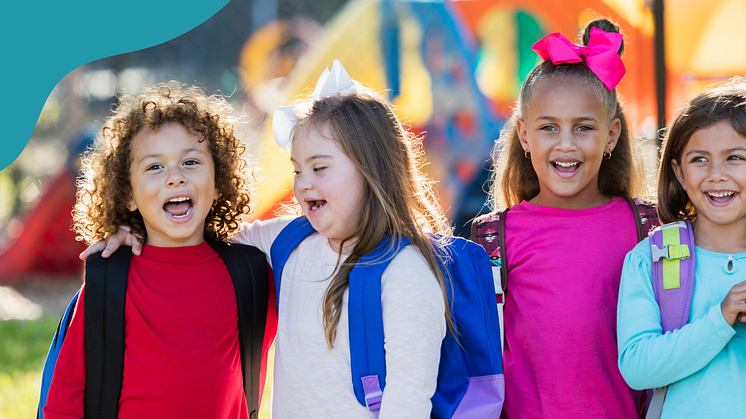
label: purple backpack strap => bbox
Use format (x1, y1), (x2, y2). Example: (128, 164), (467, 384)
(649, 220), (696, 333)
(361, 376), (383, 418)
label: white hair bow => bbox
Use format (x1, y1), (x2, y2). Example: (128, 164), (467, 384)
(272, 60), (363, 150)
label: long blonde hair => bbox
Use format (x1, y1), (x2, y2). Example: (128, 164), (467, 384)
(292, 89), (454, 347)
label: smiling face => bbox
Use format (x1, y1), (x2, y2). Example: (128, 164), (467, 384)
(127, 123), (218, 247)
(672, 120), (746, 235)
(291, 123), (367, 249)
(517, 80), (620, 209)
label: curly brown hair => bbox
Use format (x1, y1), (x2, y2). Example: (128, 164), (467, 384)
(73, 81), (253, 245)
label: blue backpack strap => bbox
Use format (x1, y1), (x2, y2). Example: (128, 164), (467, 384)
(649, 220), (696, 333)
(38, 289), (81, 419)
(269, 216), (317, 309)
(348, 235), (410, 416)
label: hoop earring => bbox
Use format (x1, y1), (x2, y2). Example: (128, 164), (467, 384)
(524, 150), (531, 159)
(603, 151), (612, 160)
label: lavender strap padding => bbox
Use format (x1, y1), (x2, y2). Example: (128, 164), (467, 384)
(452, 374), (505, 418)
(651, 221), (696, 333)
(361, 375), (383, 418)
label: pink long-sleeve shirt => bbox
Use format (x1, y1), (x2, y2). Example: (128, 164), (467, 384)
(500, 197), (644, 419)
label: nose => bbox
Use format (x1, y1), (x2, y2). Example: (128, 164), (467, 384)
(294, 171), (313, 191)
(166, 167), (187, 186)
(556, 130), (576, 152)
(708, 160), (729, 183)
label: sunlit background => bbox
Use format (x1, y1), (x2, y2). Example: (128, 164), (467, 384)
(1, 0), (745, 319)
(1, 0), (745, 416)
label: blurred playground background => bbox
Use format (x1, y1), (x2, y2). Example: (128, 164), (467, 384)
(1, 0), (744, 416)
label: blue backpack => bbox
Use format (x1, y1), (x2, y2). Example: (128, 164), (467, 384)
(269, 216), (504, 418)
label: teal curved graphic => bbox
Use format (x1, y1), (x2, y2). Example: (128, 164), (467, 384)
(0, 0), (230, 171)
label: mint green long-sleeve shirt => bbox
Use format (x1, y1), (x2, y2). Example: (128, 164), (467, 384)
(617, 238), (746, 419)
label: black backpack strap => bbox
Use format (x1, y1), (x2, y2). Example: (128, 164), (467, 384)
(84, 247), (131, 419)
(209, 241), (269, 419)
(623, 196), (644, 242)
(497, 208), (509, 292)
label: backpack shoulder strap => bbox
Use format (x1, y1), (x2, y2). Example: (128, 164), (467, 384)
(348, 236), (411, 416)
(471, 209), (509, 294)
(497, 208), (509, 293)
(84, 247), (131, 419)
(645, 221), (693, 419)
(209, 241), (269, 419)
(635, 197), (660, 237)
(623, 196), (645, 241)
(649, 220), (696, 333)
(38, 289), (81, 419)
(269, 217), (316, 309)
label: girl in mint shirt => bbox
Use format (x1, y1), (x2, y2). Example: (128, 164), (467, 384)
(618, 79), (746, 418)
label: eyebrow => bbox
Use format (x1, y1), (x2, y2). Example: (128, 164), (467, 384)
(685, 147), (746, 156)
(535, 115), (599, 122)
(138, 147), (203, 163)
(290, 154), (334, 164)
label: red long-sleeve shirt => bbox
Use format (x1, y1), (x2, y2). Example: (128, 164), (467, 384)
(44, 242), (252, 419)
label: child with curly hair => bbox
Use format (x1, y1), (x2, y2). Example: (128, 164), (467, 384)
(43, 82), (273, 419)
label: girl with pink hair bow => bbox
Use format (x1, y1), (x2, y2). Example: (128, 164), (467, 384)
(471, 17), (656, 419)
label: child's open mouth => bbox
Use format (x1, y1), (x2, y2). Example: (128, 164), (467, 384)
(551, 161), (580, 174)
(163, 196), (193, 218)
(308, 200), (327, 212)
(707, 191), (736, 206)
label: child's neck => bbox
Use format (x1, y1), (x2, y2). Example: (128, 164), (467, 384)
(693, 218), (746, 254)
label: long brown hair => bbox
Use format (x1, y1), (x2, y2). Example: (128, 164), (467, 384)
(488, 18), (644, 210)
(73, 81), (252, 244)
(657, 78), (746, 223)
(291, 89), (454, 347)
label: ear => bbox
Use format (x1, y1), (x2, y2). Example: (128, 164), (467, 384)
(213, 188), (220, 201)
(516, 119), (529, 153)
(605, 117), (622, 153)
(126, 193), (137, 212)
(671, 158), (686, 187)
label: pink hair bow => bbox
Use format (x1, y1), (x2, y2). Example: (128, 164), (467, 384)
(532, 27), (626, 91)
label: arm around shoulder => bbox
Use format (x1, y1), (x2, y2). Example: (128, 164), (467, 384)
(233, 216), (297, 261)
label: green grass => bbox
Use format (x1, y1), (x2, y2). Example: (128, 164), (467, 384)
(0, 316), (60, 419)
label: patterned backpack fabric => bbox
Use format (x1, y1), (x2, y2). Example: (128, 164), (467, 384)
(471, 197), (658, 295)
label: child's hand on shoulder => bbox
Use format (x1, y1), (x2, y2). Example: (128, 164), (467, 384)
(720, 280), (746, 326)
(79, 227), (142, 260)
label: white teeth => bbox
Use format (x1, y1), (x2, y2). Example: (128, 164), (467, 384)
(709, 191), (734, 198)
(554, 161), (579, 167)
(168, 207), (193, 218)
(167, 197), (190, 203)
(311, 204), (320, 211)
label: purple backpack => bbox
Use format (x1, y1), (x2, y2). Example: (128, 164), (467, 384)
(645, 220), (696, 419)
